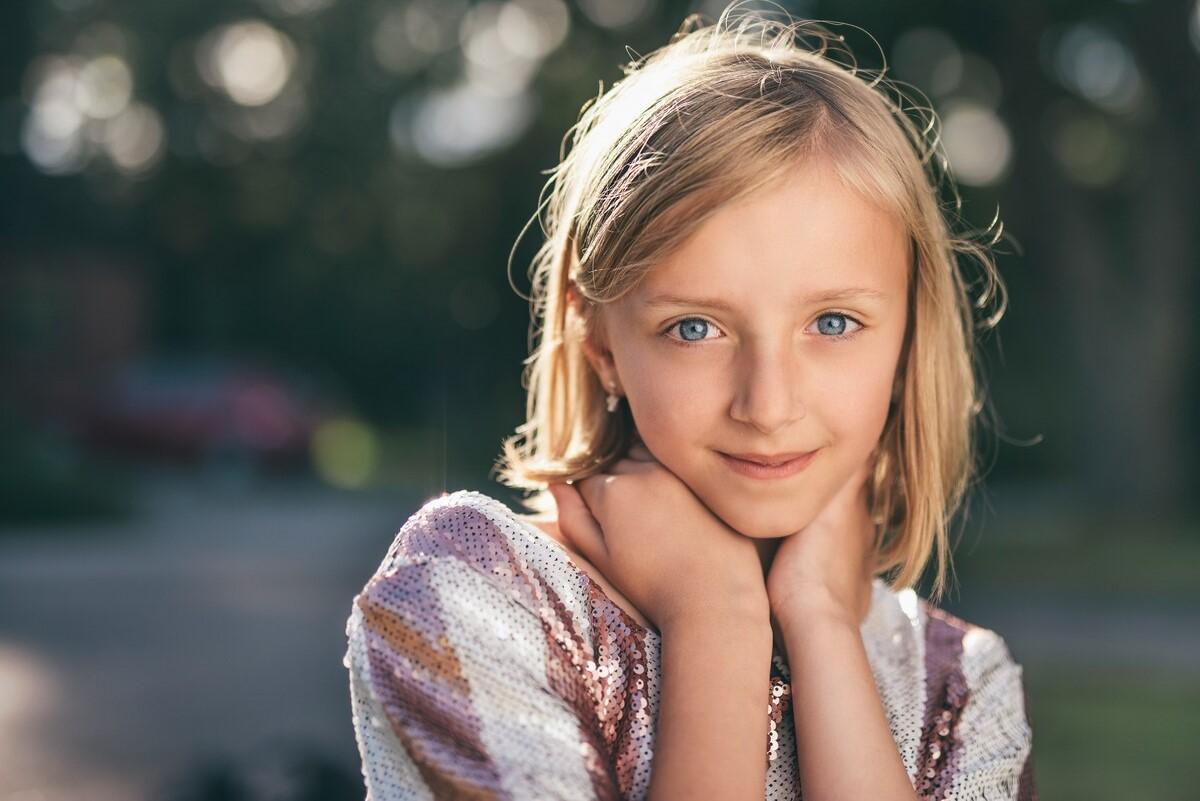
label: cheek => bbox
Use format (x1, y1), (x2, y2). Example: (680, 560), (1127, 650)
(823, 372), (893, 448)
(624, 383), (710, 477)
(615, 349), (720, 445)
(810, 341), (898, 445)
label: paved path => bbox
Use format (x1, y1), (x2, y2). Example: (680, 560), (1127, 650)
(0, 475), (426, 801)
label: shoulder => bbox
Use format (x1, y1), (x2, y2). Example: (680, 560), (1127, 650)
(864, 582), (1025, 698)
(343, 491), (618, 800)
(910, 599), (1036, 797)
(917, 599), (1025, 685)
(376, 488), (536, 574)
(346, 490), (553, 671)
(917, 598), (1033, 749)
(353, 488), (585, 624)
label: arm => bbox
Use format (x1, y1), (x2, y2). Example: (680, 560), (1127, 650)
(648, 609), (774, 801)
(779, 596), (920, 801)
(346, 555), (620, 800)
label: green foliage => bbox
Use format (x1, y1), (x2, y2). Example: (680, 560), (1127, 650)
(1028, 667), (1200, 801)
(0, 408), (135, 529)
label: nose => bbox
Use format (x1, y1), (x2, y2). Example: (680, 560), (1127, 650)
(728, 337), (805, 435)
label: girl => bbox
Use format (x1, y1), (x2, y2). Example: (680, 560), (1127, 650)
(345, 6), (1036, 800)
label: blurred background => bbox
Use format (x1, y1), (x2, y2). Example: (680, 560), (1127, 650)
(1, 0), (1197, 798)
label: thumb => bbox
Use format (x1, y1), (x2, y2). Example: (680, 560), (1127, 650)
(547, 482), (608, 567)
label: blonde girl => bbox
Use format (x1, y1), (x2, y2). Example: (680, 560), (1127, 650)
(345, 5), (1037, 800)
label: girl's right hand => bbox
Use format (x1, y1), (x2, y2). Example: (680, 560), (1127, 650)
(546, 441), (769, 633)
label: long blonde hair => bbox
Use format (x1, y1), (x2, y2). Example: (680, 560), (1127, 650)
(490, 4), (1009, 603)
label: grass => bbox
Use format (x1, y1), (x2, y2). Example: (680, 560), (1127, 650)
(1026, 667), (1200, 800)
(944, 510), (1200, 601)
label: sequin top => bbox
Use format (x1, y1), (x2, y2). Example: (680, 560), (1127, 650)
(344, 489), (1037, 800)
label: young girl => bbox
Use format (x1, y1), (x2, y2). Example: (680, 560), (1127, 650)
(345, 7), (1036, 800)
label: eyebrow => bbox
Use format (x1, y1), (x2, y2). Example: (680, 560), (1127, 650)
(642, 287), (888, 311)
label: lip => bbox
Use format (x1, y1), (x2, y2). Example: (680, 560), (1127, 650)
(717, 449), (820, 479)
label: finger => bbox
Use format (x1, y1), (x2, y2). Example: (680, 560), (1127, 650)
(547, 482), (608, 566)
(571, 473), (606, 514)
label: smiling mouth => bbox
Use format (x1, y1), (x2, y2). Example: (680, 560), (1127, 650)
(716, 449), (820, 479)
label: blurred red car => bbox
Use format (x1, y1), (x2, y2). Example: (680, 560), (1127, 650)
(78, 358), (341, 470)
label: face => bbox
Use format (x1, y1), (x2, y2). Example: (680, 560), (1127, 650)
(579, 156), (911, 539)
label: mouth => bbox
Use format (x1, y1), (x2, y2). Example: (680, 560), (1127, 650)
(716, 449), (820, 479)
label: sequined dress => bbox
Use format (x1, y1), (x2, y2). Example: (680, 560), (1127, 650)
(344, 489), (1037, 800)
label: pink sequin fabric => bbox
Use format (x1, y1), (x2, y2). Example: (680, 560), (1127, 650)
(345, 489), (1037, 800)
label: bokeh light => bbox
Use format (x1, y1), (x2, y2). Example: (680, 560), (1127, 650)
(311, 418), (380, 489)
(370, 0), (467, 75)
(75, 55), (132, 120)
(1047, 22), (1144, 115)
(21, 56), (86, 173)
(257, 0), (337, 15)
(892, 26), (963, 97)
(939, 101), (1013, 186)
(99, 101), (165, 175)
(390, 81), (534, 167)
(1191, 0), (1200, 55)
(197, 20), (297, 107)
(1044, 100), (1129, 188)
(460, 0), (569, 95)
(576, 0), (657, 30)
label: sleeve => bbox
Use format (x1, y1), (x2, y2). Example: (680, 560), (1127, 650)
(937, 629), (1038, 801)
(344, 533), (617, 800)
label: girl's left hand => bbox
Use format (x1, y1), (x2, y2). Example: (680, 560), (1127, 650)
(765, 453), (877, 632)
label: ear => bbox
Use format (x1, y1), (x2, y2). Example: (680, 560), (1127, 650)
(567, 278), (622, 395)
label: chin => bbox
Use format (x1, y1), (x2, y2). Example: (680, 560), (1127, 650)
(733, 519), (804, 539)
(702, 496), (808, 539)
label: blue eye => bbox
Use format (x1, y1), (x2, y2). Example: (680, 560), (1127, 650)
(664, 317), (724, 344)
(661, 312), (864, 346)
(814, 312), (864, 340)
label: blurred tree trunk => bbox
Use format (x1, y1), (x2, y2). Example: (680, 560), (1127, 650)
(997, 1), (1198, 516)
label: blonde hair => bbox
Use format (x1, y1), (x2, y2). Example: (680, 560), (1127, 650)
(490, 3), (1009, 604)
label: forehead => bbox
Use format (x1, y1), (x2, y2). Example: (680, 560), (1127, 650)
(631, 159), (909, 307)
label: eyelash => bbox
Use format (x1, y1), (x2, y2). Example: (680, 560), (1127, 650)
(660, 312), (865, 347)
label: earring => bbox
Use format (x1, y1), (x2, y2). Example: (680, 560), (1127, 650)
(605, 382), (621, 413)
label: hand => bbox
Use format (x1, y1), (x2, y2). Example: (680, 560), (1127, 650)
(547, 441), (769, 633)
(765, 453), (876, 632)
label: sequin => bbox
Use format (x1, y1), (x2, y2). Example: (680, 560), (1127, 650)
(345, 489), (1037, 800)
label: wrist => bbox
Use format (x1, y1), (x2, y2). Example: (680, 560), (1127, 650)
(771, 585), (858, 634)
(660, 603), (772, 641)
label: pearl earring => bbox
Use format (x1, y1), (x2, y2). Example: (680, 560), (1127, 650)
(605, 383), (620, 413)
